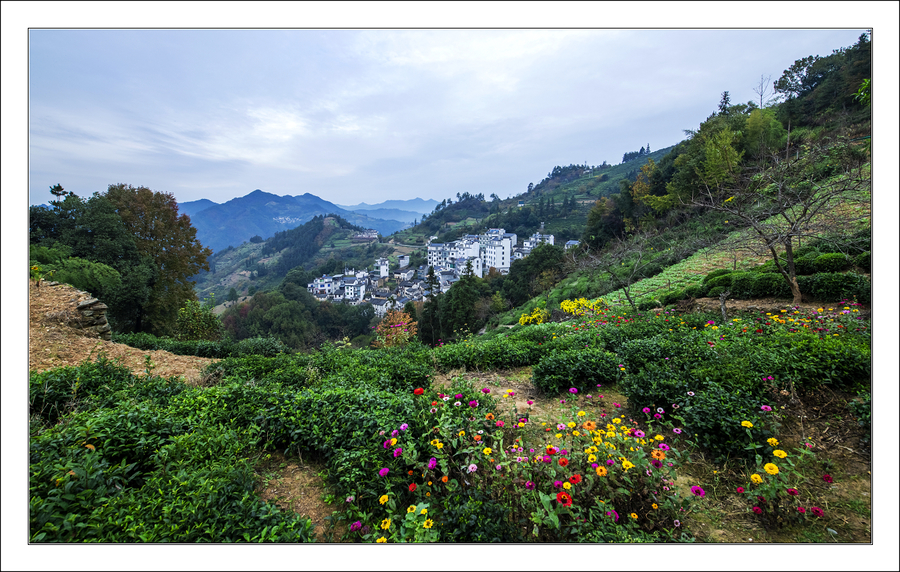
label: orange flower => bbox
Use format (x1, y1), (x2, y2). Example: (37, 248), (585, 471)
(408, 470), (414, 475)
(486, 413), (495, 420)
(651, 450), (666, 460)
(441, 475), (449, 483)
(595, 466), (607, 477)
(582, 421), (597, 432)
(473, 435), (482, 442)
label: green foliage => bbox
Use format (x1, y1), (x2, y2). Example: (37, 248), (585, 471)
(45, 257), (123, 300)
(703, 268), (733, 284)
(814, 252), (851, 273)
(439, 490), (525, 542)
(175, 299), (224, 341)
(807, 272), (870, 303)
(532, 349), (620, 395)
(112, 332), (289, 359)
(847, 391), (871, 445)
(852, 251), (870, 272)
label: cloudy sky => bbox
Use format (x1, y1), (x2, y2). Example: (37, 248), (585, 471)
(22, 22), (877, 208)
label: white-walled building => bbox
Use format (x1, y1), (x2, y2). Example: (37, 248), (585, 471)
(377, 257), (390, 278)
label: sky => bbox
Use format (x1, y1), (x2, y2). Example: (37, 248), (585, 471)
(4, 4), (900, 571)
(21, 25), (878, 208)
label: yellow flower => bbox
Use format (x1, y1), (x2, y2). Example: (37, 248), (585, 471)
(741, 421), (754, 428)
(379, 495), (389, 505)
(407, 505), (416, 513)
(652, 503), (658, 509)
(630, 513), (638, 519)
(612, 418), (621, 425)
(567, 422), (577, 429)
(573, 430), (580, 437)
(751, 474), (763, 484)
(622, 460), (635, 470)
(555, 433), (563, 439)
(483, 447), (492, 455)
(773, 450), (787, 459)
(423, 519), (434, 529)
(764, 463), (779, 475)
(436, 442), (443, 449)
(563, 482), (572, 490)
(420, 508), (428, 515)
(518, 422), (525, 428)
(458, 431), (465, 437)
(381, 518), (391, 530)
(577, 411), (586, 417)
(430, 439), (439, 446)
(588, 454), (597, 463)
(391, 438), (397, 446)
(767, 437), (779, 447)
(376, 537), (387, 543)
(654, 435), (664, 441)
(426, 492), (431, 496)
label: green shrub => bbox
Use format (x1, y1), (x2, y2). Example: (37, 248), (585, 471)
(44, 257), (122, 299)
(532, 349), (620, 395)
(658, 289), (686, 306)
(814, 253), (851, 273)
(683, 283), (706, 298)
(847, 391), (871, 446)
(852, 251), (871, 272)
(752, 273), (791, 298)
(175, 299), (223, 341)
(727, 272), (757, 299)
(29, 356), (138, 424)
(439, 489), (525, 542)
(793, 251), (820, 275)
(808, 272), (871, 303)
(702, 269), (733, 285)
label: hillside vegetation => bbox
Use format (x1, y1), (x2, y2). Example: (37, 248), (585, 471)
(29, 34), (873, 544)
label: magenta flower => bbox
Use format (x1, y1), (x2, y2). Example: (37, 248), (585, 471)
(613, 402), (621, 408)
(752, 506), (763, 514)
(633, 430), (645, 438)
(467, 464), (477, 473)
(673, 428), (683, 434)
(469, 400), (479, 408)
(427, 457), (437, 470)
(642, 407), (651, 414)
(736, 486), (745, 494)
(691, 486), (706, 497)
(651, 459), (663, 468)
(569, 387), (578, 394)
(760, 405), (772, 412)
(383, 440), (391, 449)
(482, 387), (491, 393)
(393, 447), (403, 458)
(525, 481), (536, 490)
(822, 474), (833, 483)
(527, 400), (533, 405)
(455, 394), (463, 399)
(797, 506), (806, 514)
(399, 423), (409, 431)
(350, 521), (362, 532)
(553, 480), (563, 488)
(654, 413), (662, 419)
(378, 468), (389, 477)
(658, 443), (670, 451)
(391, 429), (399, 437)
(496, 420), (504, 427)
(786, 488), (799, 496)
(810, 506), (824, 517)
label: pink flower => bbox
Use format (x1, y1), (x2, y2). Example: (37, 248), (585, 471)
(822, 474), (833, 483)
(736, 486), (745, 494)
(496, 420), (504, 427)
(379, 467), (389, 477)
(752, 506), (763, 514)
(797, 506), (806, 514)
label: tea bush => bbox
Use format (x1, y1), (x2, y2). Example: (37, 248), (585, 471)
(814, 253), (851, 273)
(807, 272), (870, 303)
(853, 251), (870, 272)
(532, 349), (620, 395)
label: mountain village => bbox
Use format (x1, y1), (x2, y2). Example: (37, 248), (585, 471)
(306, 224), (579, 316)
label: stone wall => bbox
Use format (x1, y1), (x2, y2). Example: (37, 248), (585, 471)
(42, 282), (112, 340)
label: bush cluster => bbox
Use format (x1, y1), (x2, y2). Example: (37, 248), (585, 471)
(112, 332), (290, 358)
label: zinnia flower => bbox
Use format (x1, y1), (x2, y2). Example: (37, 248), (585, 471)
(525, 480), (535, 490)
(761, 405), (772, 411)
(767, 437), (779, 447)
(642, 407), (651, 414)
(569, 387), (578, 394)
(691, 486), (706, 497)
(751, 474), (763, 484)
(773, 450), (787, 459)
(797, 506), (806, 514)
(736, 486), (745, 494)
(822, 474), (833, 483)
(553, 480), (563, 488)
(381, 518), (391, 530)
(481, 387), (490, 393)
(741, 420), (754, 428)
(376, 537), (387, 543)
(379, 494), (388, 505)
(441, 475), (448, 483)
(630, 513), (638, 519)
(408, 483), (417, 492)
(673, 519), (681, 527)
(350, 521), (362, 531)
(658, 443), (670, 451)
(764, 463), (779, 475)
(596, 466), (608, 477)
(469, 400), (478, 408)
(423, 519), (434, 529)
(379, 468), (390, 477)
(486, 413), (495, 420)
(786, 488), (799, 496)
(563, 482), (572, 490)
(583, 421), (597, 431)
(467, 464), (477, 473)
(558, 457), (569, 467)
(556, 491), (573, 507)
(413, 388), (424, 395)
(752, 506), (763, 514)
(569, 474), (582, 484)
(496, 420), (504, 427)
(428, 457), (437, 470)
(393, 447), (403, 458)
(673, 428), (682, 434)
(810, 506), (824, 517)
(483, 447), (492, 455)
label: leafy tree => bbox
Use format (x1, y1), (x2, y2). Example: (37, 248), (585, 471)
(418, 266), (442, 346)
(104, 184), (212, 335)
(228, 287), (239, 302)
(175, 297), (223, 341)
(372, 310), (417, 348)
(718, 91), (732, 115)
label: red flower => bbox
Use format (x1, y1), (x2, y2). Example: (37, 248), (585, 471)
(752, 506), (763, 514)
(413, 388), (424, 395)
(558, 457), (569, 467)
(569, 474), (582, 485)
(409, 483), (417, 492)
(556, 491), (573, 507)
(822, 474), (833, 483)
(810, 506), (824, 517)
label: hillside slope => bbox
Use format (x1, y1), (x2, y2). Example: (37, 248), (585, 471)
(29, 281), (213, 383)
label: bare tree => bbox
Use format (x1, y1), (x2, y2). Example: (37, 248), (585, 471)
(752, 74), (777, 108)
(690, 138), (870, 304)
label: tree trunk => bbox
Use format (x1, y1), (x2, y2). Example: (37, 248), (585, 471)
(789, 276), (802, 305)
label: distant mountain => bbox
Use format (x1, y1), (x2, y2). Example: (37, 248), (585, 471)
(341, 207), (421, 223)
(184, 190), (407, 253)
(337, 198), (439, 214)
(178, 198), (218, 219)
